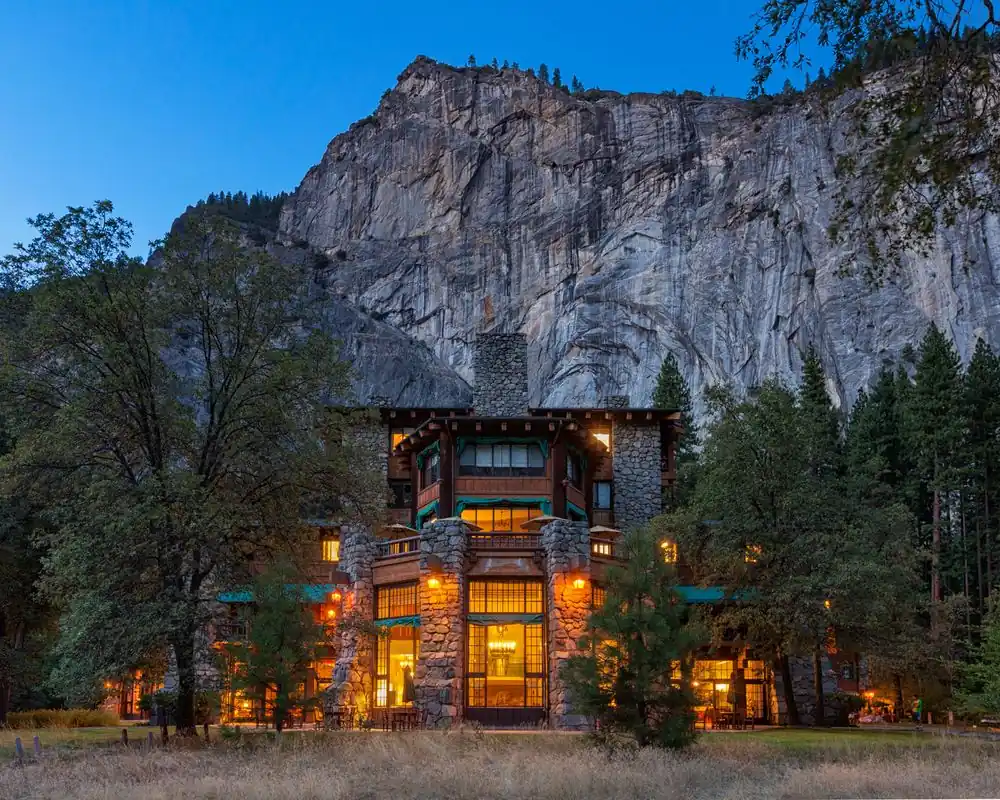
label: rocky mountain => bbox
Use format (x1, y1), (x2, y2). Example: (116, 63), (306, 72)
(274, 56), (1000, 417)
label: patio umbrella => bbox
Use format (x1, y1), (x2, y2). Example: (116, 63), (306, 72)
(588, 525), (622, 536)
(519, 515), (567, 531)
(380, 523), (419, 538)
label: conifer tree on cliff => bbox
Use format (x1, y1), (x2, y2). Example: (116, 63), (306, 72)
(652, 352), (698, 507)
(0, 202), (381, 735)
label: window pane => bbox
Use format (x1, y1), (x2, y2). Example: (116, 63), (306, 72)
(494, 507), (513, 532)
(461, 508), (479, 527)
(528, 445), (544, 468)
(460, 446), (475, 466)
(376, 583), (418, 619)
(486, 624), (525, 706)
(476, 445), (493, 467)
(511, 445), (528, 468)
(468, 677), (486, 707)
(468, 624), (486, 674)
(496, 445), (511, 467)
(384, 628), (417, 708)
(321, 539), (340, 562)
(526, 677), (544, 707)
(525, 582), (543, 614)
(594, 482), (612, 509)
(592, 584), (607, 609)
(511, 508), (529, 531)
(524, 624), (544, 673)
(469, 581), (486, 614)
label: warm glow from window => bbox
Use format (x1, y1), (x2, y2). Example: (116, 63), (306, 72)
(391, 428), (414, 449)
(660, 540), (678, 564)
(322, 539), (340, 562)
(745, 544), (762, 564)
(824, 599), (832, 609)
(592, 431), (611, 450)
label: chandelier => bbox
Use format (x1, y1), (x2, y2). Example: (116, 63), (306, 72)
(488, 640), (516, 654)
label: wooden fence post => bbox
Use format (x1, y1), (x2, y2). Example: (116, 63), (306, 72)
(121, 728), (128, 746)
(33, 735), (41, 757)
(147, 731), (154, 750)
(14, 736), (24, 765)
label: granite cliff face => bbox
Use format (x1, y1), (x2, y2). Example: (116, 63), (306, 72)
(277, 57), (1000, 416)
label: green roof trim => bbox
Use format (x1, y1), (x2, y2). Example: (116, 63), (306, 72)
(218, 583), (338, 604)
(416, 440), (440, 470)
(468, 613), (545, 625)
(416, 500), (439, 528)
(455, 496), (552, 515)
(374, 615), (420, 628)
(567, 501), (587, 521)
(676, 586), (750, 604)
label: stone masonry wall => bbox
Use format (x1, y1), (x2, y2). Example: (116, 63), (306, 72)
(541, 520), (592, 730)
(472, 333), (529, 417)
(324, 524), (377, 723)
(416, 519), (469, 728)
(612, 422), (662, 530)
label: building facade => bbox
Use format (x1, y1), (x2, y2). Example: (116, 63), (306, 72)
(210, 332), (852, 729)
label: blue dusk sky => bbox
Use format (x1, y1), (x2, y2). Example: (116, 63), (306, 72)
(0, 1), (817, 256)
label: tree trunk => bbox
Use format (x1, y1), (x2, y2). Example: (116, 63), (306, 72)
(0, 677), (9, 728)
(171, 635), (198, 736)
(895, 674), (904, 721)
(813, 644), (825, 727)
(932, 488), (942, 603)
(986, 481), (993, 603)
(775, 650), (800, 726)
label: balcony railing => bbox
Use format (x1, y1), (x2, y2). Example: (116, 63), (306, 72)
(215, 622), (248, 642)
(469, 532), (542, 550)
(375, 536), (420, 559)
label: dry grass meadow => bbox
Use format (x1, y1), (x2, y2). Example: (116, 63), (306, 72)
(2, 728), (999, 799)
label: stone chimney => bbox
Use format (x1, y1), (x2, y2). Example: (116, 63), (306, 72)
(472, 333), (529, 416)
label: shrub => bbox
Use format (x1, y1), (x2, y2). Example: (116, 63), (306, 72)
(5, 708), (118, 729)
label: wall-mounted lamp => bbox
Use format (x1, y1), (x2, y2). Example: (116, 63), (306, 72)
(427, 576), (442, 589)
(426, 554), (443, 589)
(572, 577), (586, 590)
(331, 590), (343, 603)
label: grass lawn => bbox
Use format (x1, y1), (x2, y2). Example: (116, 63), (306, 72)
(2, 727), (998, 799)
(0, 724), (195, 751)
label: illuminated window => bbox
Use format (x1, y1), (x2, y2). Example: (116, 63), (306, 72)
(468, 579), (543, 614)
(390, 428), (414, 450)
(460, 506), (543, 532)
(744, 660), (767, 680)
(376, 583), (418, 619)
(322, 539), (340, 562)
(745, 544), (762, 564)
(375, 626), (418, 708)
(458, 443), (546, 477)
(592, 428), (611, 451)
(593, 481), (612, 509)
(591, 584), (607, 609)
(466, 622), (545, 708)
(660, 540), (678, 564)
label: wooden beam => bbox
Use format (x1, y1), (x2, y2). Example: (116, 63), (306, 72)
(646, 412), (653, 420)
(451, 421), (458, 431)
(524, 422), (532, 431)
(428, 422), (442, 430)
(475, 422), (482, 432)
(626, 412), (633, 421)
(548, 422), (555, 431)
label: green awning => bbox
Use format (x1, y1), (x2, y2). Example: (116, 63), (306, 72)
(416, 441), (440, 470)
(218, 583), (338, 604)
(676, 586), (750, 604)
(455, 496), (552, 515)
(416, 500), (439, 528)
(567, 501), (587, 521)
(468, 613), (545, 625)
(374, 616), (420, 628)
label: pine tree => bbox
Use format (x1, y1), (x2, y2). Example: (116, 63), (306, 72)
(491, 57), (499, 69)
(552, 67), (562, 88)
(799, 344), (840, 477)
(538, 63), (549, 82)
(652, 352), (699, 508)
(467, 54), (477, 67)
(906, 324), (965, 603)
(562, 527), (701, 748)
(502, 59), (510, 69)
(709, 85), (717, 96)
(964, 338), (1000, 613)
(571, 75), (582, 94)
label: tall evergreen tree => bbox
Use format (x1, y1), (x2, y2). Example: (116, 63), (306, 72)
(552, 67), (562, 88)
(963, 338), (1000, 613)
(799, 345), (840, 477)
(652, 352), (699, 507)
(906, 324), (965, 602)
(538, 63), (550, 82)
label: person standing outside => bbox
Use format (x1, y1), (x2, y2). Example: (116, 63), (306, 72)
(911, 695), (923, 725)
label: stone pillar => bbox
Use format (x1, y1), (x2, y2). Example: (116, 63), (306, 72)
(324, 524), (377, 725)
(472, 333), (529, 416)
(611, 420), (662, 530)
(541, 519), (592, 730)
(416, 519), (469, 728)
(772, 654), (841, 725)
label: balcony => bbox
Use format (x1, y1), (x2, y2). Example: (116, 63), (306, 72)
(215, 621), (248, 643)
(469, 532), (542, 551)
(375, 536), (420, 559)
